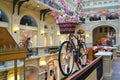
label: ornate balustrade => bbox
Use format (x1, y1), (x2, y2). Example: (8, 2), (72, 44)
(26, 46), (59, 58)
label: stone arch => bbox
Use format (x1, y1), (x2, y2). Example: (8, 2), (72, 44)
(19, 15), (38, 27)
(83, 22), (118, 46)
(25, 64), (40, 80)
(89, 23), (117, 33)
(47, 58), (58, 64)
(19, 11), (39, 27)
(26, 64), (40, 73)
(91, 23), (117, 46)
(46, 58), (59, 80)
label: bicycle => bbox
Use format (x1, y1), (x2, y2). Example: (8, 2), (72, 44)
(58, 33), (88, 76)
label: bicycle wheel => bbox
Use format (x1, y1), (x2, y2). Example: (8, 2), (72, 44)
(76, 42), (88, 69)
(58, 41), (74, 76)
(81, 42), (88, 53)
(80, 42), (88, 66)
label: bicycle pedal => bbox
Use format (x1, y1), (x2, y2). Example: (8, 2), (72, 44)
(82, 64), (87, 67)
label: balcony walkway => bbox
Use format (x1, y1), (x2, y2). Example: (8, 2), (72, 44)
(112, 57), (120, 80)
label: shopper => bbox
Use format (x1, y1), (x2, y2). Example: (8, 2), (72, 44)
(21, 40), (25, 47)
(25, 37), (33, 48)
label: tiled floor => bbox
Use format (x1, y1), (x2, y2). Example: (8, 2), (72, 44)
(112, 57), (120, 80)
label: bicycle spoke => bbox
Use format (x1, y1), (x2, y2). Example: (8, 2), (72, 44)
(58, 41), (74, 76)
(76, 42), (88, 69)
(58, 34), (88, 76)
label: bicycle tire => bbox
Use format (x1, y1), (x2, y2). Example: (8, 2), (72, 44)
(82, 42), (88, 54)
(58, 41), (74, 76)
(76, 42), (88, 69)
(76, 56), (82, 70)
(80, 42), (88, 66)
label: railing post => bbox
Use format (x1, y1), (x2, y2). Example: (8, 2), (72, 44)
(109, 46), (117, 59)
(95, 52), (112, 80)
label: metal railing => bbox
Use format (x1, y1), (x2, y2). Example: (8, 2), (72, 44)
(26, 46), (59, 58)
(66, 56), (103, 80)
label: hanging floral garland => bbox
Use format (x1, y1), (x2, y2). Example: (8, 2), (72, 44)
(50, 0), (83, 23)
(59, 0), (82, 14)
(59, 0), (69, 14)
(51, 0), (54, 2)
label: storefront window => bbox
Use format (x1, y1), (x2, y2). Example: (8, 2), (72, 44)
(0, 9), (8, 22)
(104, 27), (108, 32)
(99, 28), (103, 33)
(20, 15), (37, 27)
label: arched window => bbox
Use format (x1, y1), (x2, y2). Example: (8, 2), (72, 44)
(20, 15), (37, 27)
(0, 9), (8, 22)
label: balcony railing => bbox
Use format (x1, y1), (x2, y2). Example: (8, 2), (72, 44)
(38, 0), (61, 10)
(89, 16), (119, 21)
(85, 16), (119, 23)
(38, 0), (74, 16)
(26, 46), (59, 58)
(66, 56), (103, 80)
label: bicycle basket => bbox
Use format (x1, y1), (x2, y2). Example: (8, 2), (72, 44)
(58, 23), (76, 34)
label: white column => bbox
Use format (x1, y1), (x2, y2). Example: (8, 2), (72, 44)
(54, 27), (61, 46)
(95, 52), (112, 80)
(54, 35), (60, 46)
(39, 21), (45, 47)
(37, 20), (41, 46)
(47, 33), (50, 46)
(38, 28), (40, 46)
(118, 12), (120, 50)
(39, 35), (44, 47)
(11, 14), (20, 44)
(85, 32), (93, 47)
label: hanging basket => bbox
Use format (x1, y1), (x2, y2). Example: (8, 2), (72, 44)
(58, 23), (76, 34)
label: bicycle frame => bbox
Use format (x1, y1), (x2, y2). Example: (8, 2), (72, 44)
(58, 33), (88, 76)
(68, 34), (83, 62)
(69, 34), (79, 49)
